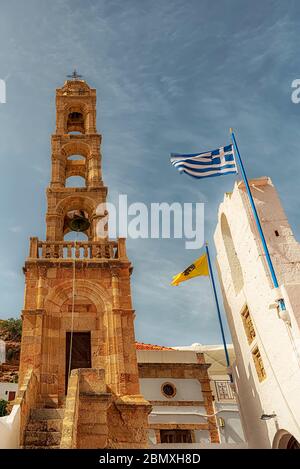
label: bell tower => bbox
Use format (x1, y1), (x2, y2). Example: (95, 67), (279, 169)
(18, 74), (151, 448)
(47, 75), (106, 242)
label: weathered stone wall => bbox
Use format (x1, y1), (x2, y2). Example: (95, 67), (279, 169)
(60, 369), (79, 448)
(14, 368), (38, 446)
(107, 395), (151, 449)
(19, 261), (140, 406)
(61, 368), (113, 449)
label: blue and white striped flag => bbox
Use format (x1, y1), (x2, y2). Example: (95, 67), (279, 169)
(170, 144), (237, 179)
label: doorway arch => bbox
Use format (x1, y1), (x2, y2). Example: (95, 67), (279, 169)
(273, 429), (300, 449)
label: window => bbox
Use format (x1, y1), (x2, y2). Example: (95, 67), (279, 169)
(160, 430), (192, 444)
(252, 346), (266, 382)
(161, 382), (176, 398)
(66, 110), (85, 133)
(68, 112), (84, 128)
(8, 391), (16, 401)
(241, 306), (256, 344)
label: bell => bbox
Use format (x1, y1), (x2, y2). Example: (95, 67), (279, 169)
(67, 210), (90, 232)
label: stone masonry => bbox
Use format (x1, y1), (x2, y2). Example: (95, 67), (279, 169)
(17, 77), (151, 448)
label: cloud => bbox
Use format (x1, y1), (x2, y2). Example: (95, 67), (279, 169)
(0, 0), (298, 345)
(8, 226), (22, 233)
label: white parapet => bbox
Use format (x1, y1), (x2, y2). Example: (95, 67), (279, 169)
(0, 404), (20, 449)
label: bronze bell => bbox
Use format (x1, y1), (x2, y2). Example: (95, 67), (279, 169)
(67, 210), (90, 232)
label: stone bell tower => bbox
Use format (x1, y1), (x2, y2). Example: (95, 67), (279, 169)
(18, 74), (151, 448)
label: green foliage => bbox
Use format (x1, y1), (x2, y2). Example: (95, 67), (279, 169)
(0, 399), (8, 417)
(0, 318), (22, 341)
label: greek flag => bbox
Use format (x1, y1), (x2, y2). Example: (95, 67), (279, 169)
(170, 144), (237, 179)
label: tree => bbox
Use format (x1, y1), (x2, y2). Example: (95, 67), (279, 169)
(0, 399), (8, 417)
(0, 318), (22, 341)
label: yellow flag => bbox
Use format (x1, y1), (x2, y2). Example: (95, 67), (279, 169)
(171, 254), (209, 286)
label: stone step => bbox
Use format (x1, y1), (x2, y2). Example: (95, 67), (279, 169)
(30, 408), (64, 421)
(24, 431), (61, 447)
(27, 419), (62, 432)
(36, 395), (59, 409)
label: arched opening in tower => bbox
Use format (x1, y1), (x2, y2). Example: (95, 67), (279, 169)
(65, 175), (86, 188)
(67, 154), (85, 161)
(65, 153), (87, 187)
(63, 209), (91, 240)
(67, 111), (85, 133)
(221, 213), (244, 295)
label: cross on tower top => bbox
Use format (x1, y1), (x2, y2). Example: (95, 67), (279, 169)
(67, 69), (83, 80)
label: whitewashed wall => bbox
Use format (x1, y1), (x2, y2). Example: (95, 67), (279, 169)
(0, 382), (18, 401)
(149, 406), (207, 425)
(0, 405), (20, 449)
(140, 378), (203, 401)
(215, 402), (245, 444)
(214, 177), (300, 448)
(140, 377), (207, 441)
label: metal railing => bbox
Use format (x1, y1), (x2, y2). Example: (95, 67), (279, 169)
(213, 380), (235, 401)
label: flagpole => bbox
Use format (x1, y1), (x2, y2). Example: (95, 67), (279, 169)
(230, 129), (285, 311)
(205, 243), (232, 381)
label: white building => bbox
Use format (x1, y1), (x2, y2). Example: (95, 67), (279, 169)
(174, 343), (245, 446)
(137, 342), (245, 448)
(0, 382), (18, 402)
(214, 177), (300, 449)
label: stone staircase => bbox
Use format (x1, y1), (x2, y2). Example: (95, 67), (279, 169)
(23, 408), (64, 449)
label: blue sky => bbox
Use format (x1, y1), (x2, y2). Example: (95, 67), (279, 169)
(0, 0), (300, 346)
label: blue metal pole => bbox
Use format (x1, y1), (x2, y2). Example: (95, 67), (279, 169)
(205, 243), (232, 381)
(230, 129), (285, 311)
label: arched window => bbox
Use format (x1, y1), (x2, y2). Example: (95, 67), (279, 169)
(64, 151), (87, 187)
(67, 111), (85, 133)
(221, 213), (244, 294)
(67, 154), (85, 161)
(65, 175), (86, 188)
(63, 209), (91, 242)
(273, 430), (300, 449)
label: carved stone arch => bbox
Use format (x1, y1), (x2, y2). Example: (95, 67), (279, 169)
(43, 279), (112, 403)
(63, 101), (89, 113)
(55, 194), (97, 238)
(60, 141), (91, 187)
(44, 279), (111, 314)
(272, 429), (300, 449)
(61, 141), (91, 160)
(63, 101), (89, 134)
(56, 194), (96, 217)
(65, 167), (86, 182)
